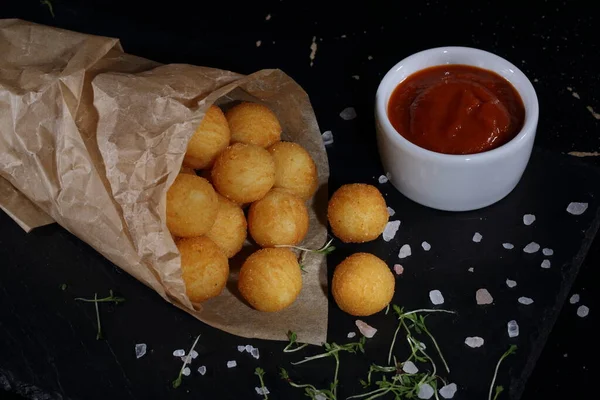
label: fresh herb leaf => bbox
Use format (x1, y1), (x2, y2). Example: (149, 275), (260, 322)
(493, 385), (504, 400)
(283, 330), (308, 353)
(255, 367), (269, 399)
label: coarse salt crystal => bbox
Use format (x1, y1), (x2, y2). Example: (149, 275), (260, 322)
(569, 294), (580, 304)
(237, 345), (246, 352)
(417, 383), (434, 399)
(464, 336), (484, 348)
(518, 296), (534, 305)
(368, 55), (373, 60)
(173, 349), (185, 357)
(542, 248), (554, 256)
(347, 332), (356, 339)
(523, 242), (540, 253)
(190, 350), (198, 359)
(315, 393), (327, 400)
(402, 360), (419, 374)
(227, 360), (237, 368)
(265, 13), (271, 20)
(476, 288), (493, 305)
(256, 40), (262, 47)
(502, 243), (514, 249)
(507, 320), (519, 338)
(567, 202), (588, 215)
(394, 264), (404, 275)
(523, 214), (536, 225)
(506, 279), (517, 288)
(355, 320), (377, 338)
(422, 241), (431, 251)
(387, 206), (395, 216)
(439, 383), (457, 399)
(577, 305), (589, 317)
(468, 267), (474, 272)
(386, 172), (392, 180)
(352, 75), (360, 80)
(182, 367), (191, 376)
(255, 387), (270, 395)
(429, 290), (444, 305)
(378, 174), (388, 184)
(245, 345), (254, 353)
(135, 343), (147, 359)
(541, 259), (551, 269)
(382, 220), (401, 242)
(398, 244), (411, 259)
(340, 107), (357, 120)
(251, 348), (260, 359)
(198, 365), (207, 375)
(322, 130), (333, 145)
(472, 232), (482, 242)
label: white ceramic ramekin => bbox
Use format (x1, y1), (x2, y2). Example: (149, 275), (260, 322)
(375, 46), (539, 212)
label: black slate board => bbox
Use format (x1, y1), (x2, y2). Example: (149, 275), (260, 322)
(1, 147), (599, 400)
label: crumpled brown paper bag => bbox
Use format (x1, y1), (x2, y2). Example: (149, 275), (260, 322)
(0, 19), (329, 345)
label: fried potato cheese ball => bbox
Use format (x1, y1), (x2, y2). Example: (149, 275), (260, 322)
(226, 102), (282, 148)
(327, 183), (388, 243)
(177, 236), (229, 303)
(166, 174), (219, 237)
(211, 143), (275, 204)
(238, 248), (302, 312)
(268, 141), (318, 200)
(183, 105), (231, 170)
(332, 253), (395, 316)
(206, 195), (247, 258)
(248, 188), (309, 247)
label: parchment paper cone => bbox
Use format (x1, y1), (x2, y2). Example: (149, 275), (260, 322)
(0, 19), (329, 345)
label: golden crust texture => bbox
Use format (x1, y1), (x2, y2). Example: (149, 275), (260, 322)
(226, 102), (281, 148)
(206, 194), (248, 258)
(268, 141), (318, 200)
(183, 105), (231, 169)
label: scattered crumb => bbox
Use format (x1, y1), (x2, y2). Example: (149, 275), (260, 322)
(378, 174), (389, 184)
(347, 332), (356, 339)
(198, 365), (207, 375)
(398, 244), (411, 259)
(237, 345), (246, 352)
(472, 232), (482, 243)
(569, 151), (600, 157)
(322, 130), (333, 146)
(309, 36), (318, 67)
(368, 55), (373, 60)
(476, 288), (493, 305)
(523, 242), (540, 253)
(523, 214), (536, 225)
(577, 305), (589, 317)
(387, 206), (395, 216)
(429, 290), (444, 305)
(506, 279), (517, 288)
(173, 349), (185, 357)
(421, 241), (431, 251)
(402, 360), (419, 374)
(417, 383), (434, 399)
(541, 259), (551, 269)
(503, 243), (514, 249)
(567, 202), (588, 215)
(518, 296), (534, 305)
(464, 336), (484, 348)
(340, 107), (357, 120)
(394, 264), (404, 275)
(227, 360), (237, 368)
(265, 13), (271, 20)
(352, 75), (360, 80)
(542, 248), (554, 256)
(355, 320), (377, 338)
(468, 267), (474, 272)
(256, 40), (262, 47)
(507, 320), (519, 338)
(255, 387), (270, 396)
(573, 92), (580, 99)
(439, 383), (457, 399)
(382, 220), (401, 242)
(569, 293), (580, 304)
(586, 106), (600, 119)
(135, 343), (147, 359)
(182, 367), (191, 376)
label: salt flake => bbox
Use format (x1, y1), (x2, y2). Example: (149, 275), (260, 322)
(402, 360), (419, 374)
(506, 279), (517, 288)
(472, 232), (482, 242)
(182, 367), (191, 376)
(315, 394), (327, 400)
(245, 345), (254, 353)
(251, 348), (260, 359)
(173, 349), (185, 357)
(321, 130), (333, 146)
(387, 206), (396, 216)
(577, 305), (589, 317)
(502, 243), (514, 249)
(198, 365), (207, 375)
(439, 383), (458, 399)
(429, 290), (445, 305)
(355, 320), (377, 338)
(464, 336), (484, 348)
(256, 40), (262, 47)
(567, 202), (588, 215)
(227, 360), (237, 368)
(542, 248), (554, 256)
(340, 107), (357, 120)
(347, 332), (356, 339)
(569, 293), (580, 304)
(507, 320), (519, 338)
(394, 264), (404, 275)
(541, 259), (551, 269)
(378, 174), (388, 184)
(417, 383), (434, 399)
(422, 241), (431, 251)
(237, 345), (246, 352)
(518, 296), (534, 305)
(382, 220), (401, 242)
(523, 242), (540, 253)
(255, 387), (270, 395)
(135, 343), (147, 359)
(523, 214), (536, 225)
(476, 288), (493, 305)
(398, 244), (411, 259)
(468, 267), (474, 272)
(265, 13), (271, 20)
(352, 75), (360, 80)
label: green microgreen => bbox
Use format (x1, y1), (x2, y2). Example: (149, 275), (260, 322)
(255, 367), (269, 400)
(283, 330), (309, 353)
(40, 0), (55, 17)
(172, 334), (201, 388)
(75, 290), (125, 340)
(488, 345), (517, 400)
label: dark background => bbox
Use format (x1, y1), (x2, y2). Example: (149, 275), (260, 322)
(1, 0), (599, 399)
